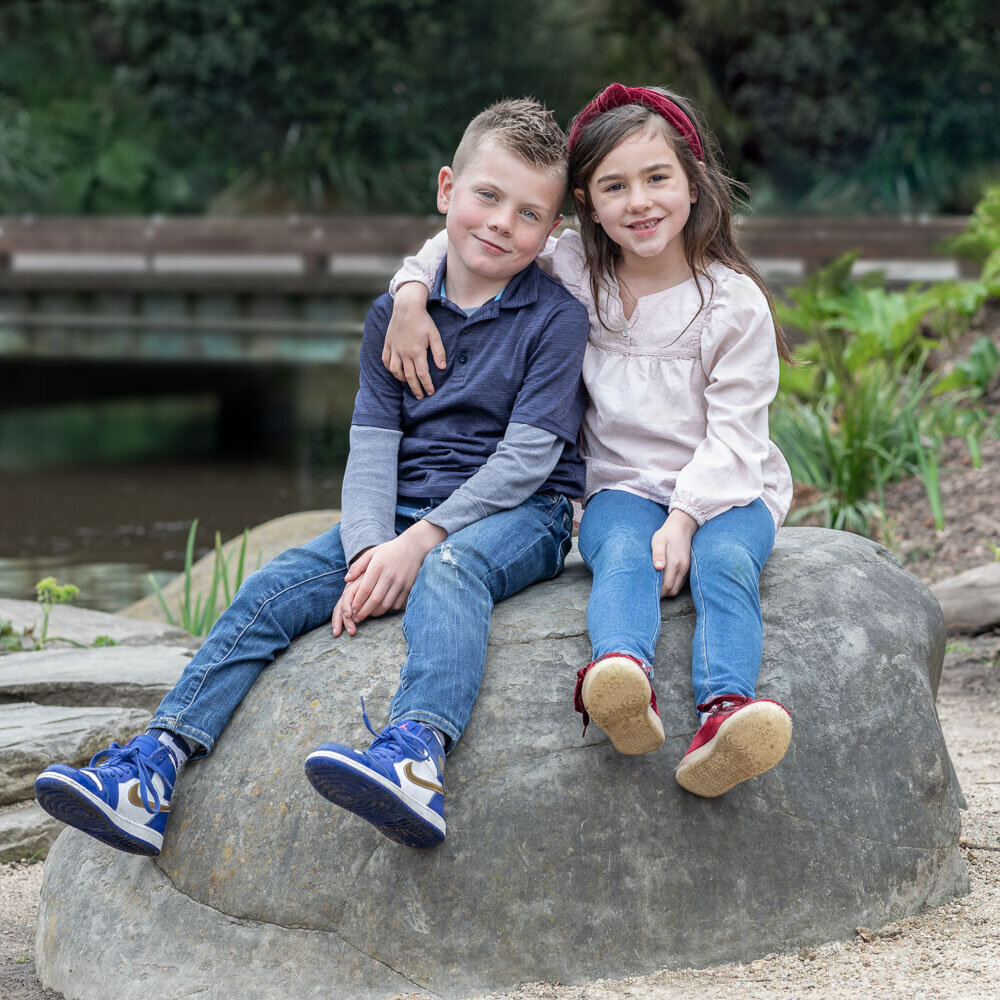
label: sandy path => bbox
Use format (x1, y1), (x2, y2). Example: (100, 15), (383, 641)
(2, 638), (997, 1000)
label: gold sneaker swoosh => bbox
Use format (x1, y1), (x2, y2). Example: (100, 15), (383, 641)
(403, 761), (443, 795)
(127, 783), (170, 813)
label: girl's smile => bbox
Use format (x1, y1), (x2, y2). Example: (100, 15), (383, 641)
(578, 128), (697, 282)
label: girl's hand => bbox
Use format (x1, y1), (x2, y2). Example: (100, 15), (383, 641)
(383, 282), (447, 399)
(651, 510), (698, 597)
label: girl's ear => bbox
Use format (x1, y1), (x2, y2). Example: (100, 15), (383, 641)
(690, 161), (705, 203)
(437, 166), (455, 214)
(572, 187), (589, 215)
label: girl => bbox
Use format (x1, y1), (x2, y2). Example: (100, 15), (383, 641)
(386, 83), (794, 797)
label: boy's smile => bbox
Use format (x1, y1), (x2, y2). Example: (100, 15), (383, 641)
(437, 143), (564, 308)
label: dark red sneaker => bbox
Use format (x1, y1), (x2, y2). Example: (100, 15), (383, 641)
(674, 695), (792, 797)
(574, 653), (664, 755)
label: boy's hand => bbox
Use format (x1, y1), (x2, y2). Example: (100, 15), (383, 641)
(383, 282), (447, 399)
(331, 520), (448, 635)
(332, 578), (365, 637)
(651, 510), (699, 597)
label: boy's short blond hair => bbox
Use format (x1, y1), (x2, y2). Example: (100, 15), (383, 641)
(452, 98), (568, 190)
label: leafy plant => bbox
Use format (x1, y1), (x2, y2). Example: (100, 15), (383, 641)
(148, 520), (259, 637)
(774, 249), (995, 534)
(947, 187), (1000, 279)
(932, 336), (1000, 397)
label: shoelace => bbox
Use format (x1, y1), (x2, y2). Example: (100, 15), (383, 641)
(697, 694), (751, 716)
(90, 740), (172, 814)
(360, 699), (434, 766)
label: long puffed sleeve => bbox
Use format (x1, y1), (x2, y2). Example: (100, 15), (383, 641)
(669, 274), (782, 526)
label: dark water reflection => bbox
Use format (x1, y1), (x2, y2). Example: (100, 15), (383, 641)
(1, 460), (344, 612)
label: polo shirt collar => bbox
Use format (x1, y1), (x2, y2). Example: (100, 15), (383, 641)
(433, 257), (541, 316)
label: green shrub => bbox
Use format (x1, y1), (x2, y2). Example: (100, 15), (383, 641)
(773, 247), (994, 534)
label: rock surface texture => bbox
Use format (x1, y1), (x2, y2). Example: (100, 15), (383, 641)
(36, 528), (968, 1000)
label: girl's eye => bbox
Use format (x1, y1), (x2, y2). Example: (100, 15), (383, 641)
(649, 174), (667, 183)
(603, 182), (624, 193)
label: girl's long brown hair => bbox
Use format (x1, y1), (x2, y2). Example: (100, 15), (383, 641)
(568, 86), (792, 362)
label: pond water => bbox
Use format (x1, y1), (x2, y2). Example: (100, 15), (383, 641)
(1, 460), (345, 613)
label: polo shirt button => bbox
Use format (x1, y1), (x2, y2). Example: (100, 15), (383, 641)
(458, 353), (468, 364)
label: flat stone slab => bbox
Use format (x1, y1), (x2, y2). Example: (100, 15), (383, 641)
(37, 529), (968, 1000)
(0, 598), (194, 650)
(120, 509), (341, 623)
(0, 800), (63, 862)
(930, 561), (1000, 633)
(0, 702), (149, 806)
(0, 645), (192, 711)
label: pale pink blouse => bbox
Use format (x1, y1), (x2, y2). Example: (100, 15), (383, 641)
(392, 229), (792, 530)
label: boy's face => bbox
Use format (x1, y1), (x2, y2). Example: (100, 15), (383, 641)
(436, 142), (565, 288)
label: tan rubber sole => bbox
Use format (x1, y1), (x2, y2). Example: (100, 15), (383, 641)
(674, 701), (792, 797)
(581, 657), (664, 755)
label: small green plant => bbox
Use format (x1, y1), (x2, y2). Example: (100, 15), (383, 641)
(982, 540), (1000, 562)
(148, 520), (258, 637)
(34, 577), (87, 650)
(0, 618), (25, 653)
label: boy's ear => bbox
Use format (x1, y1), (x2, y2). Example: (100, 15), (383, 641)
(545, 213), (563, 241)
(437, 166), (455, 214)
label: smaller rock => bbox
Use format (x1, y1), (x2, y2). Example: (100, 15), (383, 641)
(0, 599), (194, 649)
(930, 562), (1000, 633)
(119, 509), (341, 623)
(0, 702), (149, 805)
(0, 800), (63, 862)
(0, 645), (191, 711)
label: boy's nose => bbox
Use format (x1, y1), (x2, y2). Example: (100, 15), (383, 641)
(488, 208), (515, 235)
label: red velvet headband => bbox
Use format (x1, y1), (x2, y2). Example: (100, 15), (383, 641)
(567, 83), (703, 162)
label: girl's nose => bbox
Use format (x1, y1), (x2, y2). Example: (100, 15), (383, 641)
(626, 185), (652, 212)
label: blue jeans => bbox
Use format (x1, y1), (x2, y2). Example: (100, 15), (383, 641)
(149, 493), (573, 755)
(577, 489), (775, 708)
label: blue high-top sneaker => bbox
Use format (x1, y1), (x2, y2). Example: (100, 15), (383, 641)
(305, 707), (446, 848)
(34, 733), (178, 856)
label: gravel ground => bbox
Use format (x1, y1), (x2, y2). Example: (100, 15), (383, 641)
(2, 635), (997, 1000)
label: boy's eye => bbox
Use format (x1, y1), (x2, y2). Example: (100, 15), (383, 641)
(521, 209), (538, 221)
(479, 190), (498, 201)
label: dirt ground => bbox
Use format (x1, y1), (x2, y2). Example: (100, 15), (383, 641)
(2, 633), (997, 1000)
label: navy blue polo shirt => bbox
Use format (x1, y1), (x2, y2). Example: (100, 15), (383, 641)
(352, 257), (588, 498)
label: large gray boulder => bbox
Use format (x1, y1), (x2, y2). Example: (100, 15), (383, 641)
(36, 528), (967, 1000)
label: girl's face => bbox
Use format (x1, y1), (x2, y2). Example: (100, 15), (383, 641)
(577, 127), (697, 271)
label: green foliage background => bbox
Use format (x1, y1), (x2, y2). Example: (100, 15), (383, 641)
(2, 0), (998, 215)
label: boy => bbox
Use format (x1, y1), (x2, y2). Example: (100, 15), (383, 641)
(34, 98), (589, 852)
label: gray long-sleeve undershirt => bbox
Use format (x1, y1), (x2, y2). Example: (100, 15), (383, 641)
(339, 422), (564, 564)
